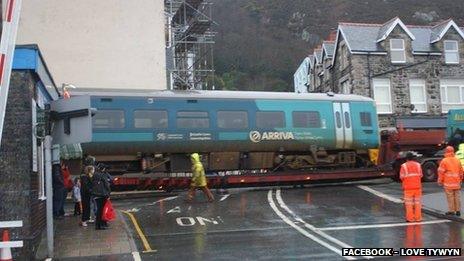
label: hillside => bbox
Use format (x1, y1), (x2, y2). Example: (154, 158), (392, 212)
(211, 0), (464, 91)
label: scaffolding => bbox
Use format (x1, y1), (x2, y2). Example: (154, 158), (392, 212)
(165, 0), (216, 90)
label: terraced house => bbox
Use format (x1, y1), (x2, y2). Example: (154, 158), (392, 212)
(295, 17), (464, 127)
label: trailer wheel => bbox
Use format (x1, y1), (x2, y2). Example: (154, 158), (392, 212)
(422, 161), (438, 182)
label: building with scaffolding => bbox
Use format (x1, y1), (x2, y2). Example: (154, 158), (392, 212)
(165, 0), (216, 90)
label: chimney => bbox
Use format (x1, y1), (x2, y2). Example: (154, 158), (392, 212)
(327, 29), (337, 41)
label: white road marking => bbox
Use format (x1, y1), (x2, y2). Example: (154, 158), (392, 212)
(220, 194), (230, 201)
(267, 190), (355, 260)
(132, 251), (141, 261)
(318, 219), (451, 231)
(147, 196), (178, 206)
(125, 208), (140, 213)
(357, 185), (403, 204)
(167, 206), (181, 214)
(275, 189), (373, 259)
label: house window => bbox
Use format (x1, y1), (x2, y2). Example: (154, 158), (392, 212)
(341, 80), (350, 94)
(373, 78), (392, 114)
(409, 79), (427, 113)
(444, 40), (459, 64)
(390, 39), (406, 63)
(340, 43), (348, 69)
(440, 79), (464, 112)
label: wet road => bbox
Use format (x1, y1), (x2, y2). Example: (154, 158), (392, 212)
(119, 179), (464, 260)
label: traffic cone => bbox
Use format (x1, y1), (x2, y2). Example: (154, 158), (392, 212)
(0, 230), (13, 261)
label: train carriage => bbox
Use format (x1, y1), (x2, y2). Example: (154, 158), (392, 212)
(78, 90), (379, 174)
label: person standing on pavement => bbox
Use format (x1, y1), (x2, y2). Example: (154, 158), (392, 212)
(399, 152), (423, 222)
(80, 166), (94, 227)
(187, 153), (214, 202)
(438, 146), (464, 216)
(72, 178), (82, 216)
(91, 168), (111, 230)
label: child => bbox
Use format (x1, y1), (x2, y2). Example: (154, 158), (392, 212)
(72, 178), (82, 216)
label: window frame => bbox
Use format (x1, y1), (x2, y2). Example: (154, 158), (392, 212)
(133, 109), (168, 129)
(256, 111), (286, 129)
(176, 110), (210, 129)
(444, 40), (459, 64)
(390, 39), (406, 64)
(440, 79), (464, 113)
(217, 110), (249, 130)
(292, 111), (321, 128)
(409, 79), (427, 113)
(92, 109), (126, 129)
(372, 78), (393, 114)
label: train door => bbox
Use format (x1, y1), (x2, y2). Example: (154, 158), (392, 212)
(332, 102), (353, 149)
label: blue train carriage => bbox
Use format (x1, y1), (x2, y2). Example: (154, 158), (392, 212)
(80, 90), (380, 174)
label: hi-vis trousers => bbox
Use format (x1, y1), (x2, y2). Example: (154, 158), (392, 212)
(404, 189), (422, 222)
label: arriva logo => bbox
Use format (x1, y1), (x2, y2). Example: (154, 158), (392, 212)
(249, 131), (294, 143)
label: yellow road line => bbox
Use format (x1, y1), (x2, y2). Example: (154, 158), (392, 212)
(123, 211), (156, 253)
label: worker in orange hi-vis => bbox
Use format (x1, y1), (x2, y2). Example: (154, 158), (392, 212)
(63, 86), (71, 99)
(438, 146), (464, 216)
(400, 152), (423, 222)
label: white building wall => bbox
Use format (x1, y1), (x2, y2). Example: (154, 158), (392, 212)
(16, 0), (166, 90)
(294, 58), (310, 93)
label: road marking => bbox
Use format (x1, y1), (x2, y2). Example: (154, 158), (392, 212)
(267, 190), (355, 260)
(357, 185), (403, 204)
(275, 189), (373, 259)
(167, 206), (181, 213)
(125, 208), (140, 213)
(220, 194), (230, 201)
(123, 211), (156, 253)
(318, 219), (451, 231)
(132, 252), (141, 261)
(147, 196), (178, 206)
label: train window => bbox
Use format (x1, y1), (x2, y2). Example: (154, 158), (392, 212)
(93, 110), (125, 129)
(217, 111), (248, 129)
(177, 111), (208, 118)
(292, 111), (321, 128)
(335, 111), (342, 128)
(256, 111), (285, 128)
(134, 110), (168, 129)
(177, 111), (209, 129)
(360, 112), (372, 127)
(344, 112), (351, 128)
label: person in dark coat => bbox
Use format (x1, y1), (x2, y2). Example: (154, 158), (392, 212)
(92, 168), (111, 230)
(52, 164), (65, 219)
(80, 166), (94, 227)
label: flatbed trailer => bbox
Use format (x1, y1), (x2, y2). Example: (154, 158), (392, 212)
(111, 167), (394, 191)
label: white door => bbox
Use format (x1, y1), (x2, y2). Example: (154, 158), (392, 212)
(333, 103), (344, 149)
(341, 103), (353, 149)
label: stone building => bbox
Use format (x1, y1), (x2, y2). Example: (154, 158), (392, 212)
(297, 17), (464, 127)
(0, 45), (59, 259)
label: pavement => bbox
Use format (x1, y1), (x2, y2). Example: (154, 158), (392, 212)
(41, 178), (464, 260)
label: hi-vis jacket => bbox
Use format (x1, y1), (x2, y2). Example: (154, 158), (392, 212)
(400, 161), (423, 190)
(438, 150), (463, 190)
(190, 153), (207, 187)
(455, 143), (464, 167)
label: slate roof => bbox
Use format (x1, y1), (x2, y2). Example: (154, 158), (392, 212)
(322, 41), (335, 58)
(338, 18), (464, 54)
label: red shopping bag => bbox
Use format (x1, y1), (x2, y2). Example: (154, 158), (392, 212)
(102, 199), (116, 221)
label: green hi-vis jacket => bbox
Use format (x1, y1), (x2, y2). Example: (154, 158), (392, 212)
(456, 143), (464, 167)
(190, 153), (207, 187)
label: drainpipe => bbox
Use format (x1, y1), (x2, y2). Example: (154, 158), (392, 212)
(367, 52), (372, 98)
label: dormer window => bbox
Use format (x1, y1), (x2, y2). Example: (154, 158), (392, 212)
(444, 40), (459, 64)
(390, 39), (406, 63)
